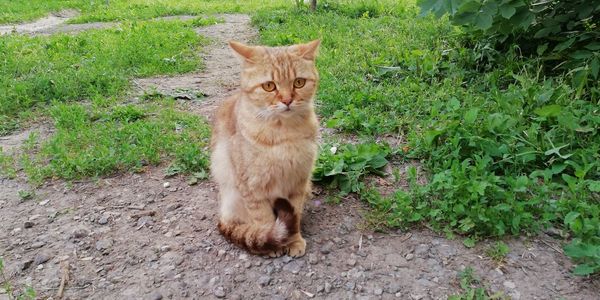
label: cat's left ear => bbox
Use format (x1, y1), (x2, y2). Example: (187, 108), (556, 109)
(292, 39), (321, 60)
(229, 40), (262, 63)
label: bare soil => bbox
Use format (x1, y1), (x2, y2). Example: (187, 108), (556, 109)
(1, 14), (598, 300)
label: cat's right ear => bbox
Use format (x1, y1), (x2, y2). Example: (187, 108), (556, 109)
(229, 41), (260, 63)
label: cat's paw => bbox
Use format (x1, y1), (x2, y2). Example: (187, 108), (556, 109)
(286, 238), (306, 258)
(266, 249), (286, 258)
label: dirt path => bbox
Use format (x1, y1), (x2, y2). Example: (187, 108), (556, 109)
(0, 10), (78, 35)
(1, 14), (598, 300)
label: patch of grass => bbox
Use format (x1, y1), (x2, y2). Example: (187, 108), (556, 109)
(485, 241), (510, 263)
(17, 98), (210, 183)
(0, 257), (36, 300)
(0, 0), (291, 24)
(17, 190), (35, 201)
(0, 150), (16, 179)
(254, 0), (600, 274)
(449, 267), (506, 300)
(0, 19), (205, 135)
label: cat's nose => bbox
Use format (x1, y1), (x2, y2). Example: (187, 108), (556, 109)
(280, 98), (293, 106)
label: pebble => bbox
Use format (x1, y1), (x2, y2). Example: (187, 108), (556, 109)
(18, 259), (34, 271)
(23, 221), (34, 228)
(386, 282), (402, 294)
(283, 261), (302, 274)
(217, 250), (226, 257)
(258, 275), (271, 286)
(385, 253), (407, 267)
(149, 291), (163, 300)
(213, 286), (226, 298)
(345, 281), (355, 291)
(234, 275), (246, 283)
(30, 241), (46, 249)
(503, 281), (516, 289)
(34, 253), (52, 265)
(346, 259), (357, 267)
(320, 241), (334, 254)
(95, 239), (113, 252)
(414, 244), (429, 257)
(166, 203), (181, 212)
(324, 282), (332, 293)
(71, 227), (90, 239)
(405, 253), (414, 261)
(163, 182), (170, 188)
(374, 287), (383, 295)
(184, 245), (198, 254)
(308, 253), (319, 265)
(98, 215), (109, 225)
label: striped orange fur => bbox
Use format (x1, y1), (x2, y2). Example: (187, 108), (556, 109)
(210, 40), (320, 257)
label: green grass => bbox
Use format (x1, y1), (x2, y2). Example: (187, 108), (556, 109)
(0, 0), (290, 24)
(253, 0), (600, 274)
(0, 18), (205, 134)
(19, 97), (210, 184)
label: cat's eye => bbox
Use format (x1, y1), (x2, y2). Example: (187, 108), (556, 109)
(262, 81), (276, 92)
(293, 78), (306, 88)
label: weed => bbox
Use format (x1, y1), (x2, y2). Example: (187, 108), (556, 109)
(449, 267), (506, 300)
(0, 257), (36, 300)
(17, 190), (34, 201)
(313, 143), (390, 196)
(485, 241), (510, 263)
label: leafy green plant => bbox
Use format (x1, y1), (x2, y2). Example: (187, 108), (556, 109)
(449, 266), (507, 300)
(564, 239), (600, 276)
(17, 190), (34, 201)
(313, 143), (390, 196)
(485, 241), (510, 263)
(418, 0), (600, 91)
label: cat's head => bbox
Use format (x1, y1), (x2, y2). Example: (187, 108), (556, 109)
(230, 40), (320, 118)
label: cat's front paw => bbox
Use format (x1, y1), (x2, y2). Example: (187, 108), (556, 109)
(286, 238), (306, 258)
(266, 249), (286, 258)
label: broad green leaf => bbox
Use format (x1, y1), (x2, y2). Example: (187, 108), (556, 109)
(569, 50), (592, 60)
(474, 13), (493, 30)
(499, 4), (516, 19)
(573, 264), (597, 276)
(591, 57), (599, 79)
(584, 41), (600, 51)
(553, 38), (575, 52)
(588, 180), (600, 192)
(534, 104), (562, 117)
(536, 43), (548, 55)
(563, 211), (580, 226)
(464, 108), (479, 124)
(463, 237), (476, 248)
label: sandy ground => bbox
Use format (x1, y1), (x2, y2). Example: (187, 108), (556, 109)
(1, 13), (599, 300)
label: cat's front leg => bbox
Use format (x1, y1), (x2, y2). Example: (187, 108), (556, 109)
(283, 191), (308, 257)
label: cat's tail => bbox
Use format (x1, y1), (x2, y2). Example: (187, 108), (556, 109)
(217, 198), (297, 254)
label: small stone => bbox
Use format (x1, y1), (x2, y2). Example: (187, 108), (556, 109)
(39, 199), (50, 206)
(316, 285), (324, 293)
(18, 259), (34, 271)
(333, 237), (342, 244)
(163, 182), (170, 188)
(320, 241), (334, 254)
(217, 250), (226, 257)
(386, 253), (407, 267)
(234, 275), (246, 283)
(98, 215), (109, 225)
(23, 221), (34, 228)
(346, 259), (357, 267)
(324, 282), (332, 293)
(184, 245), (198, 254)
(503, 281), (516, 289)
(308, 253), (319, 265)
(405, 253), (414, 261)
(149, 291), (163, 300)
(34, 253), (52, 265)
(213, 286), (226, 298)
(239, 254), (248, 260)
(283, 261), (302, 274)
(95, 239), (113, 252)
(344, 281), (355, 291)
(386, 282), (402, 294)
(258, 275), (271, 286)
(166, 203), (181, 212)
(30, 241), (46, 249)
(374, 287), (383, 295)
(71, 227), (89, 239)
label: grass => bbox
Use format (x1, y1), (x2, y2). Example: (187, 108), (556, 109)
(19, 97), (210, 184)
(0, 0), (290, 24)
(253, 0), (600, 274)
(0, 18), (205, 134)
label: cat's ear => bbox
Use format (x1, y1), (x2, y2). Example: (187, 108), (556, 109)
(229, 40), (261, 63)
(292, 39), (321, 60)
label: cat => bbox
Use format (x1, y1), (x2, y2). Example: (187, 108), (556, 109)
(210, 39), (320, 257)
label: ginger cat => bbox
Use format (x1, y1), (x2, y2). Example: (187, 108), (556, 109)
(210, 39), (320, 257)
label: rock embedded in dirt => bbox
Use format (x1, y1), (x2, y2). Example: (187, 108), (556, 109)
(213, 286), (226, 298)
(346, 258), (357, 267)
(320, 241), (334, 254)
(503, 281), (516, 289)
(34, 253), (52, 265)
(98, 214), (109, 225)
(96, 238), (113, 252)
(18, 259), (34, 271)
(385, 253), (407, 267)
(71, 227), (90, 239)
(374, 287), (383, 295)
(283, 260), (303, 274)
(308, 253), (319, 265)
(149, 291), (163, 300)
(30, 241), (46, 249)
(23, 221), (34, 228)
(258, 275), (271, 286)
(324, 282), (332, 293)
